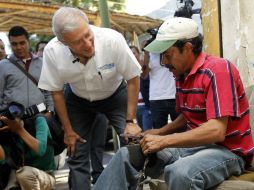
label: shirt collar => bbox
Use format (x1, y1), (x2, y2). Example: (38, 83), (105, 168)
(9, 52), (38, 62)
(67, 26), (98, 64)
(187, 52), (207, 76)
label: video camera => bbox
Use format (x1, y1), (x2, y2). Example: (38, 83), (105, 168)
(143, 28), (158, 50)
(174, 0), (201, 18)
(0, 102), (25, 128)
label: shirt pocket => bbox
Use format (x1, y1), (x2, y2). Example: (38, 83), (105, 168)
(181, 88), (206, 112)
(98, 63), (117, 82)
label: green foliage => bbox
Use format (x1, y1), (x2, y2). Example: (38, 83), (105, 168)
(29, 35), (54, 53)
(29, 0), (126, 48)
(109, 0), (126, 11)
(51, 0), (126, 12)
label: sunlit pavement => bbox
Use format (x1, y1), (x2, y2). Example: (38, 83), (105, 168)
(55, 169), (69, 190)
(55, 150), (115, 190)
(54, 150), (151, 189)
(55, 168), (151, 190)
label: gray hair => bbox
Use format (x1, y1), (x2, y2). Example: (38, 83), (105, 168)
(52, 7), (89, 41)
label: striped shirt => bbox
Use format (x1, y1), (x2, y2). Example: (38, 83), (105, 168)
(176, 52), (254, 161)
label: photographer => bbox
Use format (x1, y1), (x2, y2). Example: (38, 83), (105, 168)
(0, 114), (56, 190)
(0, 26), (54, 119)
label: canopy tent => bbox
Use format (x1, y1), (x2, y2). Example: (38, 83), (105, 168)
(0, 0), (162, 40)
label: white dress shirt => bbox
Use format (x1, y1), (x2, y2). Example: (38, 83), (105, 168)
(38, 25), (141, 101)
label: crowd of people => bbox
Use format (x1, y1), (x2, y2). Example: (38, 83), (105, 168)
(0, 6), (253, 190)
(0, 26), (56, 190)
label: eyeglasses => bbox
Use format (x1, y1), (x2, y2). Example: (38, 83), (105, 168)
(160, 50), (172, 67)
(159, 53), (166, 67)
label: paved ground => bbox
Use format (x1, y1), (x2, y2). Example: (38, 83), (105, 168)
(55, 148), (115, 190)
(55, 169), (69, 190)
(55, 167), (151, 190)
(54, 143), (151, 189)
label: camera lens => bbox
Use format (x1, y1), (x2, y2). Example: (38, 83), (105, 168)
(0, 121), (4, 128)
(8, 104), (23, 118)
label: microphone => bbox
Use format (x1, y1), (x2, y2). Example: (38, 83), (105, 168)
(72, 57), (80, 63)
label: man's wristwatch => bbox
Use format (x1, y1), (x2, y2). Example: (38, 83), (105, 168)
(126, 119), (137, 124)
(44, 110), (55, 115)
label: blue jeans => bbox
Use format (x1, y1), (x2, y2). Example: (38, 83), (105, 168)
(150, 99), (178, 129)
(64, 82), (127, 190)
(93, 145), (245, 190)
(137, 105), (152, 131)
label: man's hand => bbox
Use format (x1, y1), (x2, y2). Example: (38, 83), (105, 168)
(64, 129), (86, 157)
(143, 128), (161, 136)
(140, 134), (165, 155)
(123, 123), (142, 143)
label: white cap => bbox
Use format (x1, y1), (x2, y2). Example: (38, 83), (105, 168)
(144, 17), (199, 53)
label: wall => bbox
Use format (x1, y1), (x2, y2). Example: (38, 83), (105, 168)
(202, 0), (254, 87)
(221, 0), (254, 87)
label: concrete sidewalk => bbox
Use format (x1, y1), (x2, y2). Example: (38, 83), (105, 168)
(54, 150), (151, 190)
(55, 169), (69, 190)
(55, 168), (151, 190)
(55, 151), (115, 190)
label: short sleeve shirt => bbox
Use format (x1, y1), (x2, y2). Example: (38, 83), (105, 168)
(38, 25), (141, 101)
(149, 53), (176, 100)
(176, 52), (254, 158)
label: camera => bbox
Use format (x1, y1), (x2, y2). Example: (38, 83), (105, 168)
(174, 0), (201, 18)
(147, 28), (158, 40)
(0, 102), (25, 128)
(143, 28), (158, 50)
(0, 101), (47, 128)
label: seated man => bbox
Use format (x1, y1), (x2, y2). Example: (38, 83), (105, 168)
(93, 17), (254, 190)
(0, 114), (56, 190)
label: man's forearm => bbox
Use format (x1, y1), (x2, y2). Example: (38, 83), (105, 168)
(126, 76), (140, 120)
(52, 91), (72, 133)
(159, 114), (187, 135)
(163, 117), (228, 148)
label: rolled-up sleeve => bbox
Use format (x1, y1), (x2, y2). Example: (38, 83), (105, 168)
(112, 33), (141, 80)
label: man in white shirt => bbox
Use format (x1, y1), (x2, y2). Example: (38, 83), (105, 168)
(38, 7), (142, 190)
(142, 51), (178, 128)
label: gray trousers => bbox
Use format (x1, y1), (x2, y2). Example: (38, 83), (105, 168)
(65, 81), (127, 190)
(90, 113), (107, 184)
